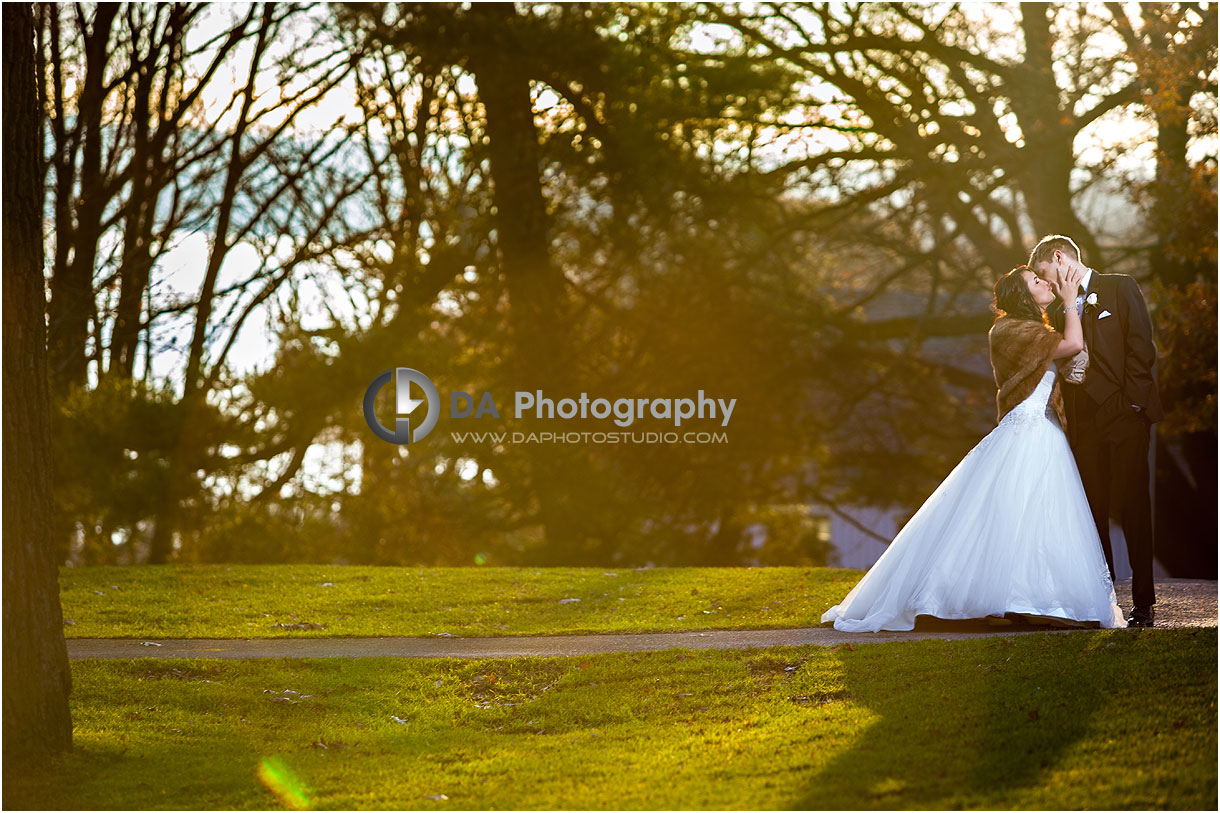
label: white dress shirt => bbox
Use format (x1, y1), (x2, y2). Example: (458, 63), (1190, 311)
(1075, 267), (1094, 311)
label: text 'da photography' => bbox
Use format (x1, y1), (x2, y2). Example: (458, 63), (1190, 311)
(2, 2), (1216, 813)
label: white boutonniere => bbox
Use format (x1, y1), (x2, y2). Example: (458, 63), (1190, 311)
(1083, 292), (1099, 312)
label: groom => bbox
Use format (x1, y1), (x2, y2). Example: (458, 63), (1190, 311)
(1029, 235), (1163, 628)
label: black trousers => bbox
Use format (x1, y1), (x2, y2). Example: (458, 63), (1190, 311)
(1065, 384), (1156, 609)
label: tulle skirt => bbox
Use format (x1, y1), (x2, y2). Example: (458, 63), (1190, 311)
(821, 375), (1125, 632)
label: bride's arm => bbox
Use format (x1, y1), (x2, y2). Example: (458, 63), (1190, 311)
(1051, 307), (1083, 359)
(1050, 267), (1084, 359)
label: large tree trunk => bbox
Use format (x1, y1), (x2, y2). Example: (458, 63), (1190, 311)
(2, 1), (74, 763)
(1012, 4), (1100, 262)
(1149, 81), (1206, 286)
(465, 3), (590, 564)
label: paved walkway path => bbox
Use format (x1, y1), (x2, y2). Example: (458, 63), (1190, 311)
(66, 578), (1216, 661)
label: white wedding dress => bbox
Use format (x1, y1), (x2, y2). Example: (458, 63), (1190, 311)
(821, 369), (1126, 632)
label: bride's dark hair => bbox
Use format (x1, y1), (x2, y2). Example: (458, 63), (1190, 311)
(992, 265), (1047, 324)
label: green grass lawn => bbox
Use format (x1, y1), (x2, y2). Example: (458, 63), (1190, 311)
(59, 565), (863, 638)
(5, 628), (1215, 810)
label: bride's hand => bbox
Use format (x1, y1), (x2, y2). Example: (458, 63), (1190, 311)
(1055, 265), (1084, 304)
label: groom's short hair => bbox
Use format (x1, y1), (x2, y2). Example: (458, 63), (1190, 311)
(1028, 234), (1083, 270)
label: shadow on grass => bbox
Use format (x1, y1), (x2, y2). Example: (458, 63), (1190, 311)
(909, 613), (1106, 633)
(3, 739), (269, 810)
(0, 654), (587, 811)
(9, 635), (1212, 810)
(791, 629), (1137, 810)
(1, 659), (328, 810)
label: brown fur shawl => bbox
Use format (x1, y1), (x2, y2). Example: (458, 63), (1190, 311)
(988, 316), (1066, 430)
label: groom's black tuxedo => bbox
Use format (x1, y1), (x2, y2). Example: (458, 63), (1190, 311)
(1049, 273), (1164, 422)
(1048, 272), (1162, 611)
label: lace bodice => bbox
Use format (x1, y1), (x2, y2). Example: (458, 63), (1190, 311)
(1000, 369), (1059, 430)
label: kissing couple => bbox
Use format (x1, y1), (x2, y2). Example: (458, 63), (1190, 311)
(822, 234), (1163, 632)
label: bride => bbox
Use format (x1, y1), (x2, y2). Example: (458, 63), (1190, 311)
(821, 264), (1126, 632)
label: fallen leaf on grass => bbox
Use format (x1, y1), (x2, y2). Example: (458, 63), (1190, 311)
(423, 794), (448, 801)
(558, 598), (581, 604)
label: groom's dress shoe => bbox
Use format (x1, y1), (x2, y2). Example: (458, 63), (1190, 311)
(1126, 606), (1154, 628)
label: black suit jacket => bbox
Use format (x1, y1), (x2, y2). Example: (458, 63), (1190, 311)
(1048, 273), (1164, 423)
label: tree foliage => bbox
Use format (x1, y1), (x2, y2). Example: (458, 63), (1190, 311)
(34, 2), (1217, 571)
